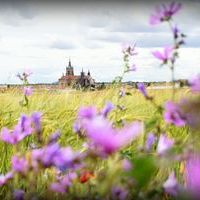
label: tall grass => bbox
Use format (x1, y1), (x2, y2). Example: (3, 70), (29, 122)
(0, 87), (191, 196)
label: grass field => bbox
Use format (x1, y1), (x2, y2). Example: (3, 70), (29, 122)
(0, 87), (189, 162)
(0, 87), (193, 199)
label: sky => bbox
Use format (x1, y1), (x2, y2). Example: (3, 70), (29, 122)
(0, 0), (200, 84)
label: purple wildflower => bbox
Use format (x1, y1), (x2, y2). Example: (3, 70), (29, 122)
(13, 189), (25, 200)
(188, 74), (200, 93)
(48, 131), (60, 144)
(145, 133), (156, 151)
(75, 104), (114, 135)
(1, 124), (30, 145)
(50, 182), (66, 193)
(54, 147), (83, 171)
(50, 182), (67, 193)
(152, 47), (173, 63)
(137, 83), (148, 97)
(84, 116), (143, 156)
(18, 114), (33, 135)
(17, 70), (32, 82)
(16, 73), (23, 81)
(78, 106), (97, 119)
(0, 172), (13, 186)
(173, 25), (180, 39)
(101, 102), (115, 117)
(23, 87), (33, 96)
(111, 186), (128, 200)
(129, 64), (137, 72)
(179, 98), (200, 130)
(163, 172), (178, 196)
(150, 2), (182, 25)
(0, 128), (24, 145)
(23, 69), (32, 78)
(12, 155), (29, 174)
(0, 113), (41, 144)
(157, 134), (174, 155)
(122, 43), (137, 56)
(31, 112), (42, 134)
(73, 120), (82, 133)
(185, 154), (200, 197)
(32, 143), (60, 168)
(31, 143), (83, 171)
(122, 159), (132, 171)
(164, 101), (186, 127)
(50, 172), (77, 193)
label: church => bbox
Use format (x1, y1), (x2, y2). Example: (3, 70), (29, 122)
(58, 59), (95, 89)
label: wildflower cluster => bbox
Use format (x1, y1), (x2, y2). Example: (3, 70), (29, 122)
(17, 70), (33, 107)
(150, 2), (186, 99)
(0, 104), (143, 199)
(113, 43), (138, 84)
(122, 43), (137, 73)
(0, 112), (41, 145)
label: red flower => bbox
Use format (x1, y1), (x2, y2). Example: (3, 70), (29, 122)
(79, 171), (95, 184)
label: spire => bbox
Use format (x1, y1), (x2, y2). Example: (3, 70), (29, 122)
(68, 58), (72, 68)
(81, 68), (85, 77)
(66, 57), (74, 75)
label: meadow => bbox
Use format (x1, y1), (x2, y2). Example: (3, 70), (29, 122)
(0, 87), (192, 199)
(0, 86), (190, 150)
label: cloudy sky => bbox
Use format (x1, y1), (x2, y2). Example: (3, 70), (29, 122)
(0, 0), (200, 84)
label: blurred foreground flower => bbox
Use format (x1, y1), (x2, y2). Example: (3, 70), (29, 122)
(145, 133), (156, 151)
(188, 74), (200, 93)
(78, 106), (97, 119)
(50, 172), (77, 193)
(152, 47), (173, 64)
(0, 172), (13, 186)
(13, 189), (25, 200)
(112, 186), (128, 200)
(185, 154), (200, 198)
(150, 2), (182, 25)
(163, 172), (178, 196)
(157, 134), (174, 155)
(0, 113), (41, 144)
(23, 87), (33, 96)
(31, 143), (83, 172)
(179, 98), (200, 130)
(122, 159), (132, 171)
(12, 155), (29, 175)
(83, 116), (143, 157)
(101, 101), (115, 118)
(164, 101), (186, 127)
(0, 115), (32, 144)
(31, 112), (42, 142)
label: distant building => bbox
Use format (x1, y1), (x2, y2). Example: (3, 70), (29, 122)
(58, 59), (95, 89)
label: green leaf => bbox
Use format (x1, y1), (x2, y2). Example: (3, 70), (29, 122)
(130, 155), (157, 189)
(145, 117), (159, 131)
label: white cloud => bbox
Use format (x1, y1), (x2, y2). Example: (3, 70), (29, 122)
(0, 1), (199, 84)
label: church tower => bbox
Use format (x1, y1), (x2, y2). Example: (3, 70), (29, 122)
(81, 68), (85, 77)
(66, 58), (74, 76)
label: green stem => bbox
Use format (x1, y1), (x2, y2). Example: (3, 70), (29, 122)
(167, 20), (178, 101)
